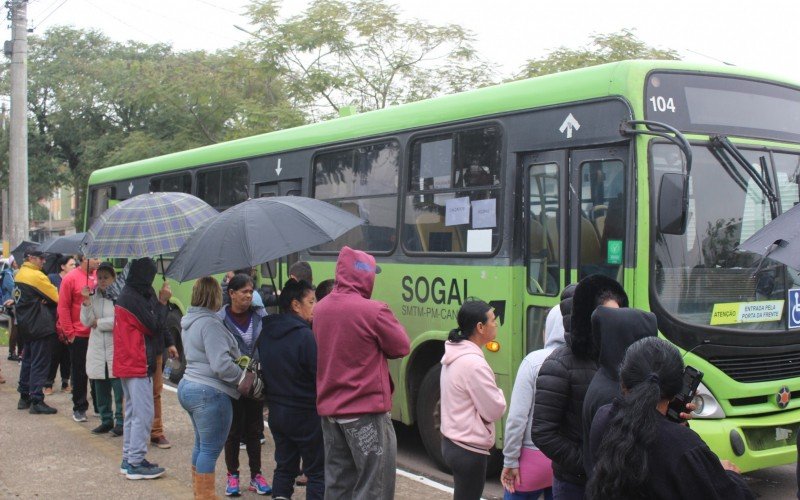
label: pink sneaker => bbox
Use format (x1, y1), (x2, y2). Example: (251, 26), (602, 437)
(225, 472), (240, 497)
(249, 473), (272, 495)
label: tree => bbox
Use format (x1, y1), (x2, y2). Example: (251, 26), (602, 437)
(244, 0), (495, 119)
(517, 29), (679, 79)
(24, 27), (304, 229)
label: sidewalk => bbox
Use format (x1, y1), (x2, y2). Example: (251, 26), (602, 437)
(0, 348), (450, 499)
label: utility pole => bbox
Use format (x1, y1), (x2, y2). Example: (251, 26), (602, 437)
(0, 102), (7, 255)
(7, 0), (27, 249)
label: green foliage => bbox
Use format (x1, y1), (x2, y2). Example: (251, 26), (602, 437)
(23, 26), (303, 229)
(244, 0), (495, 119)
(517, 29), (679, 79)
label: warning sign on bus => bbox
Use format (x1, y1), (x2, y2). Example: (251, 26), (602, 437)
(710, 300), (784, 326)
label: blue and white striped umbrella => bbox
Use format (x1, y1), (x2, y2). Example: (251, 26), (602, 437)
(83, 192), (218, 258)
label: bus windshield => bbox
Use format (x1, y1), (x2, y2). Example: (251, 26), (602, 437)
(652, 143), (800, 330)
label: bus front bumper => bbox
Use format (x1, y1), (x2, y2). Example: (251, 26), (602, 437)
(691, 410), (800, 472)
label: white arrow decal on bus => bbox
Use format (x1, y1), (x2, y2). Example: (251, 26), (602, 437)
(275, 158), (282, 176)
(559, 113), (580, 139)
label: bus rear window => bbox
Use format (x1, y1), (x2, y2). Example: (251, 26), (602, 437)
(88, 185), (116, 227)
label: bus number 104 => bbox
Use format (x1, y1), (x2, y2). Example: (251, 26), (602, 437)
(649, 96), (676, 113)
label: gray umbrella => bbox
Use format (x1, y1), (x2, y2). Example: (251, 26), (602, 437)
(738, 202), (800, 270)
(166, 196), (364, 282)
(11, 240), (40, 265)
(39, 232), (87, 256)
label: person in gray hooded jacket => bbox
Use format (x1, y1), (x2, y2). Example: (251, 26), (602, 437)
(177, 276), (244, 499)
(501, 285), (572, 499)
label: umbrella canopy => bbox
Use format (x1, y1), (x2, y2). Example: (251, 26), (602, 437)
(83, 192), (218, 258)
(738, 202), (800, 270)
(11, 240), (40, 265)
(39, 232), (87, 256)
(166, 196), (364, 282)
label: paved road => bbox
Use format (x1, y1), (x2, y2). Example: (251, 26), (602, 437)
(0, 351), (451, 499)
(1, 349), (797, 499)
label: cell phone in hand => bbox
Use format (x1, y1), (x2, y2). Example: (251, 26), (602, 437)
(666, 365), (703, 423)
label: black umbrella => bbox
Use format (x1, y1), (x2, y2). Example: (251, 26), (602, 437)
(738, 202), (800, 270)
(39, 232), (87, 256)
(166, 196), (364, 282)
(11, 240), (40, 265)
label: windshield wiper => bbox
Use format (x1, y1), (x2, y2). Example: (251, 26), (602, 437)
(710, 136), (778, 219)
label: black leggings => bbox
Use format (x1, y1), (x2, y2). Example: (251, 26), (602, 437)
(441, 436), (487, 500)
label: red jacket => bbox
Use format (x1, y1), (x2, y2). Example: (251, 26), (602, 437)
(312, 246), (410, 417)
(57, 267), (96, 340)
(113, 304), (152, 378)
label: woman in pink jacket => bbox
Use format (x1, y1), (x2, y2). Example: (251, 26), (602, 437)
(440, 299), (507, 500)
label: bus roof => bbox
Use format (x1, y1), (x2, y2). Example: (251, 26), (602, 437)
(88, 60), (794, 185)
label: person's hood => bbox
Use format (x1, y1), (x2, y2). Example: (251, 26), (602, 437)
(570, 274), (629, 360)
(126, 257), (157, 298)
(262, 313), (309, 339)
(559, 283), (577, 334)
(592, 306), (657, 378)
(180, 306), (219, 330)
(333, 246), (378, 299)
(544, 307), (567, 350)
(441, 339), (484, 366)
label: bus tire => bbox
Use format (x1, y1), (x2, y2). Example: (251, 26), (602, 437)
(416, 363), (504, 477)
(165, 308), (185, 384)
(416, 364), (449, 472)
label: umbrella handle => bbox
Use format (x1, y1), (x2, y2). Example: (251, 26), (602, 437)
(159, 254), (166, 282)
(266, 262), (278, 292)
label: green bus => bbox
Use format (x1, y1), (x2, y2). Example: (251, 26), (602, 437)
(86, 60), (800, 472)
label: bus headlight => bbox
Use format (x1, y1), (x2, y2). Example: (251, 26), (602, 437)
(690, 382), (725, 419)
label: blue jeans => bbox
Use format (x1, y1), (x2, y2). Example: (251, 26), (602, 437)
(178, 379), (233, 474)
(504, 488), (553, 500)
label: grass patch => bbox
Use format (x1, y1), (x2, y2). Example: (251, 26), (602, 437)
(0, 326), (7, 347)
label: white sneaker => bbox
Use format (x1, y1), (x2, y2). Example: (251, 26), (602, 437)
(73, 411), (88, 422)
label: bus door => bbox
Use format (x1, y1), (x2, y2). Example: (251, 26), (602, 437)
(523, 150), (567, 353)
(567, 146), (629, 287)
(255, 179), (302, 307)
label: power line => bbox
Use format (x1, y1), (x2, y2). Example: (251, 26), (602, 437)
(31, 0), (68, 29)
(83, 0), (160, 42)
(194, 0), (241, 15)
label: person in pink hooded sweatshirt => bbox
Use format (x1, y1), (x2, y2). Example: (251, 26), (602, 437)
(312, 246), (410, 500)
(440, 299), (507, 500)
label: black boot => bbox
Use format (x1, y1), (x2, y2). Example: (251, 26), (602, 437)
(91, 423), (113, 434)
(29, 401), (57, 414)
(17, 396), (30, 410)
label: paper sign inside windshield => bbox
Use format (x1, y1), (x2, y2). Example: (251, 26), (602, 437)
(710, 300), (784, 326)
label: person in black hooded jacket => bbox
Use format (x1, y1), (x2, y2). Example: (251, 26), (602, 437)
(114, 257), (171, 479)
(581, 306), (657, 476)
(531, 274), (628, 500)
(258, 279), (324, 500)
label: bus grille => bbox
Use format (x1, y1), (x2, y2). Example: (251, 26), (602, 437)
(709, 350), (800, 382)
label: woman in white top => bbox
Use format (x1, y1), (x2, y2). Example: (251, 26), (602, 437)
(80, 261), (123, 436)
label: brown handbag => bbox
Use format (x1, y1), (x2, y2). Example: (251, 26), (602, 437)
(237, 358), (264, 401)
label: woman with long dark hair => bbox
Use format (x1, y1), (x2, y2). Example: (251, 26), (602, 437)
(440, 299), (507, 500)
(587, 337), (753, 499)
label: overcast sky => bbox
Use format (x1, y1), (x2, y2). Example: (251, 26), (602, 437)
(21, 0), (800, 81)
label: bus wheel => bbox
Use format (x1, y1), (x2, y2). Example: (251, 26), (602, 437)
(165, 308), (185, 384)
(416, 364), (449, 472)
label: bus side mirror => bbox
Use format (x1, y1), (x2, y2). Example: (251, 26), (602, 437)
(658, 173), (688, 235)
